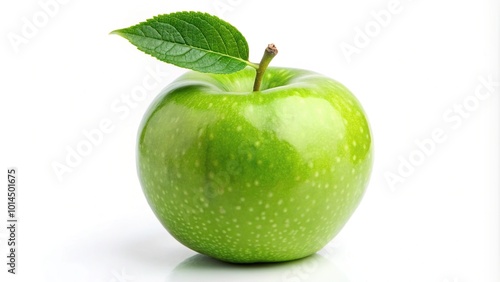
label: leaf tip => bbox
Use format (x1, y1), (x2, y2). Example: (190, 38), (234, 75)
(109, 29), (124, 36)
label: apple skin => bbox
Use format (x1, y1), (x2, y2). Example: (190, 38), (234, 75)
(137, 67), (373, 263)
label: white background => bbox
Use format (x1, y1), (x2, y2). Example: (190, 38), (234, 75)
(0, 0), (499, 281)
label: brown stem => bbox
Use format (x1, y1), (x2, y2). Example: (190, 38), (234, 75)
(253, 43), (278, 92)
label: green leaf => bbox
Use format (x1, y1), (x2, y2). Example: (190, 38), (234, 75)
(111, 11), (251, 74)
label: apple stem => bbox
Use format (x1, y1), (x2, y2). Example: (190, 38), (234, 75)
(253, 43), (278, 92)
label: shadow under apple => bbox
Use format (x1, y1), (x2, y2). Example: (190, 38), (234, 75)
(167, 253), (350, 282)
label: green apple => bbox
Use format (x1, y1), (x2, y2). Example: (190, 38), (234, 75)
(137, 66), (373, 263)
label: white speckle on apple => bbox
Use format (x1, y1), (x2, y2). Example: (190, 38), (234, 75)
(277, 199), (283, 205)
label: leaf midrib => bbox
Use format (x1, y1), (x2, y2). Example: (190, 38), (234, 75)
(118, 30), (251, 66)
